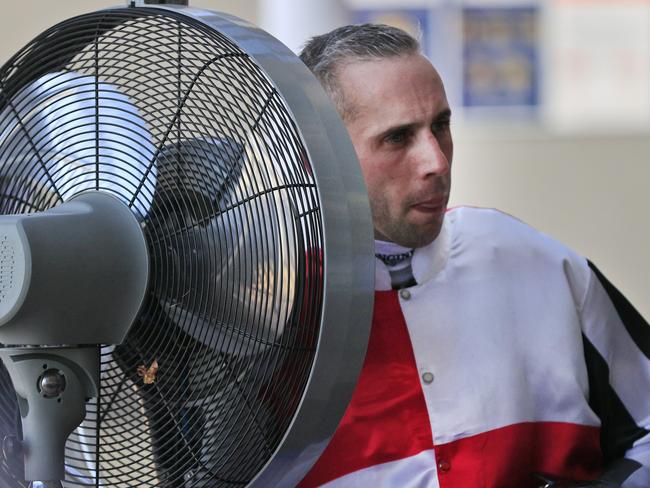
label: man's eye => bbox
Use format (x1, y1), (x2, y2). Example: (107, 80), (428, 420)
(385, 130), (409, 145)
(432, 119), (451, 133)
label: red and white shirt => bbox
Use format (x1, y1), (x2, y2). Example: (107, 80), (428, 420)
(299, 207), (650, 488)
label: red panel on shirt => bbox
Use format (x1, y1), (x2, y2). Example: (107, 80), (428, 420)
(434, 421), (602, 488)
(298, 290), (434, 487)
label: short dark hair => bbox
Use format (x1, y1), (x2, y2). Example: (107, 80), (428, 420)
(299, 24), (420, 120)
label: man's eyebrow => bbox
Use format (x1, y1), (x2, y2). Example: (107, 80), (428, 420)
(436, 108), (452, 120)
(375, 108), (453, 140)
(376, 123), (416, 140)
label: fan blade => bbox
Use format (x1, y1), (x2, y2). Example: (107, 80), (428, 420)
(149, 137), (297, 354)
(0, 71), (157, 217)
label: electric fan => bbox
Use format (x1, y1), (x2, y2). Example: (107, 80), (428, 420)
(0, 4), (374, 488)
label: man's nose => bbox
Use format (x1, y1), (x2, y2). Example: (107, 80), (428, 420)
(414, 133), (450, 176)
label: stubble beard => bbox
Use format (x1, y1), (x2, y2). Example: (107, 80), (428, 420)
(371, 197), (445, 249)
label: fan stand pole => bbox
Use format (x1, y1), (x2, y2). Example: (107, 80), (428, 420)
(0, 346), (100, 485)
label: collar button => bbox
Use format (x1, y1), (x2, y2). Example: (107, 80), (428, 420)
(399, 289), (411, 300)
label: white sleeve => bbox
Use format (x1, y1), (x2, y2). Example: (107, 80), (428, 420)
(580, 261), (650, 486)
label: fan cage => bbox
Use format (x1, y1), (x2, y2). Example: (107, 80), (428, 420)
(0, 7), (324, 487)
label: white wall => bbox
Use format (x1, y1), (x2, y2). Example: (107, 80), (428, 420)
(0, 0), (258, 66)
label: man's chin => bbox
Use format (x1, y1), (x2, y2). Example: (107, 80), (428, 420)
(376, 222), (443, 249)
(407, 230), (441, 249)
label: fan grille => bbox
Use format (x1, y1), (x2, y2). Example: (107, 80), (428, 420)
(0, 7), (323, 487)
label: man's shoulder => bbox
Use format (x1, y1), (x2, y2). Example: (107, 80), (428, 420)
(445, 206), (591, 300)
(447, 206), (543, 240)
(446, 205), (585, 265)
(447, 205), (529, 228)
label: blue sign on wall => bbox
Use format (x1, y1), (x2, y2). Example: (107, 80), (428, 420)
(462, 7), (539, 108)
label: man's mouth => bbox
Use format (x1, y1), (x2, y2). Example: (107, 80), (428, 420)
(410, 197), (446, 213)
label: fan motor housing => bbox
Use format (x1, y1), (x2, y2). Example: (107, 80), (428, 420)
(0, 191), (149, 346)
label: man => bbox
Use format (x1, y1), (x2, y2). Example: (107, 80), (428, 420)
(297, 24), (650, 488)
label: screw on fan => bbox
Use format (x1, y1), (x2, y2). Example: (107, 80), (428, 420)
(38, 370), (66, 399)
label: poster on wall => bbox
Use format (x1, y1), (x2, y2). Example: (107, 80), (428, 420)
(545, 0), (650, 132)
(462, 6), (539, 110)
(352, 8), (431, 58)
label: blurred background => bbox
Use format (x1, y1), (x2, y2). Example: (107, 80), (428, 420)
(1, 0), (648, 319)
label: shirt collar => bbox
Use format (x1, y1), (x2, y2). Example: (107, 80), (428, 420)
(374, 213), (452, 291)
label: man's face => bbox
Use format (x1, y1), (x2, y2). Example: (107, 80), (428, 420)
(337, 54), (453, 248)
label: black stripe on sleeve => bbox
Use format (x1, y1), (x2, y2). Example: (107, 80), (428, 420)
(582, 334), (649, 463)
(588, 260), (650, 359)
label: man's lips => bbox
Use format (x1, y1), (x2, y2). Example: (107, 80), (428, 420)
(410, 197), (446, 213)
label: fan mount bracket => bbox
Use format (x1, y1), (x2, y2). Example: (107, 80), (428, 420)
(0, 346), (99, 484)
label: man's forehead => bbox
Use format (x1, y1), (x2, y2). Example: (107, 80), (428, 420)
(338, 55), (449, 126)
